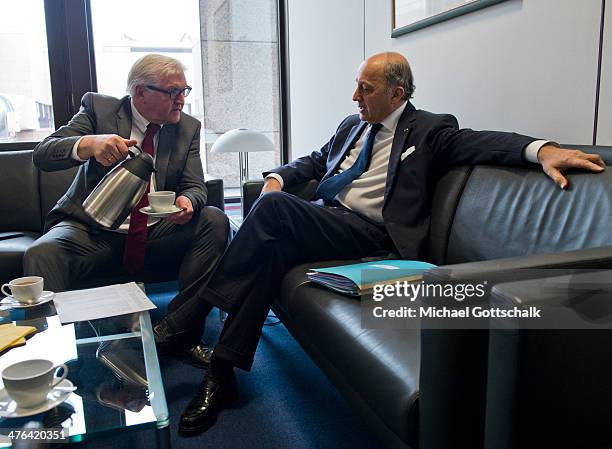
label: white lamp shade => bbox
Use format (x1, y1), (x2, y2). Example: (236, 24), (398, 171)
(211, 128), (274, 153)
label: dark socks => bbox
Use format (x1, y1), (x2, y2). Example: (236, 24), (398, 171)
(209, 355), (234, 379)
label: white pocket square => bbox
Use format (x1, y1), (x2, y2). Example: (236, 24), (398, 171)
(400, 146), (416, 161)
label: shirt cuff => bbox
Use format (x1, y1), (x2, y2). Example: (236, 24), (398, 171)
(524, 140), (559, 164)
(71, 136), (87, 162)
(265, 173), (284, 189)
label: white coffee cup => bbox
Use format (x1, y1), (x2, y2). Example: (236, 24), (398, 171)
(148, 191), (176, 212)
(2, 359), (69, 408)
(1, 276), (44, 304)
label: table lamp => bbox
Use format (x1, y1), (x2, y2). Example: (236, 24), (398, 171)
(211, 128), (275, 187)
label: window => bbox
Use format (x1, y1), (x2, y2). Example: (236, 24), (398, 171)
(0, 0), (287, 195)
(0, 0), (54, 143)
(200, 0), (282, 196)
(89, 0), (202, 123)
(89, 0), (282, 197)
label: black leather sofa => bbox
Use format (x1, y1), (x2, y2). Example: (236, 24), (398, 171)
(242, 145), (612, 449)
(0, 147), (224, 287)
(484, 270), (612, 449)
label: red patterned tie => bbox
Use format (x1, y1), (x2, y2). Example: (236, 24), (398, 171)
(123, 123), (161, 273)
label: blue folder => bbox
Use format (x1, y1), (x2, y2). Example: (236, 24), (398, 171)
(307, 260), (436, 296)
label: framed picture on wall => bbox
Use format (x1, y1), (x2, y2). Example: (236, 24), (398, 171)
(392, 0), (509, 37)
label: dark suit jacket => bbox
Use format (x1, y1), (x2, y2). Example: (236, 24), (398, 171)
(266, 101), (536, 259)
(33, 92), (207, 231)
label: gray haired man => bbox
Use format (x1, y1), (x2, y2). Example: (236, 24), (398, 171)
(25, 54), (229, 366)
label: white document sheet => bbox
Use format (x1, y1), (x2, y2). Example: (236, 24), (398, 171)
(53, 282), (157, 323)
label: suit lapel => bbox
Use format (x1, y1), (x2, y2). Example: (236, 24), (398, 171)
(383, 102), (416, 200)
(155, 125), (176, 190)
(99, 97), (133, 175)
(116, 97), (132, 140)
(322, 122), (367, 182)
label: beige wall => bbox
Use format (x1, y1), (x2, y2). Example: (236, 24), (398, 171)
(287, 0), (610, 158)
(286, 0), (364, 158)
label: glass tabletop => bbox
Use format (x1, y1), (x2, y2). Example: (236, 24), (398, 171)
(0, 298), (168, 446)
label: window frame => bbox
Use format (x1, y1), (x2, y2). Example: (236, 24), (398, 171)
(0, 0), (289, 169)
(44, 0), (98, 130)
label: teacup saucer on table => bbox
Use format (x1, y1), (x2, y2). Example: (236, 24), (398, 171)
(0, 291), (55, 309)
(139, 205), (183, 218)
(0, 379), (75, 418)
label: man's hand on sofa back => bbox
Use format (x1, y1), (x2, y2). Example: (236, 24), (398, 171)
(538, 144), (605, 189)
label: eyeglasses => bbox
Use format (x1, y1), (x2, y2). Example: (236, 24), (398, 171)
(145, 85), (192, 99)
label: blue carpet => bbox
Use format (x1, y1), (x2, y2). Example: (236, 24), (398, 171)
(77, 284), (383, 448)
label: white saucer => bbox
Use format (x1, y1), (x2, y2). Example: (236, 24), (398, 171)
(0, 379), (74, 418)
(0, 291), (55, 309)
(139, 205), (183, 217)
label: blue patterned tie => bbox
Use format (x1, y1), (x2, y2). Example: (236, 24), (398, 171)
(317, 123), (383, 202)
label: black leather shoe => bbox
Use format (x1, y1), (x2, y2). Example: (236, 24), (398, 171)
(178, 370), (238, 436)
(153, 317), (191, 351)
(178, 343), (213, 369)
(153, 318), (211, 368)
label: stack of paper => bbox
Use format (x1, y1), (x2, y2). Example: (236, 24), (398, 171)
(52, 282), (156, 323)
(307, 260), (436, 296)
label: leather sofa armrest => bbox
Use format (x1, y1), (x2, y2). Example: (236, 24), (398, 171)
(242, 180), (264, 217)
(419, 246), (612, 449)
(241, 179), (319, 217)
(484, 270), (612, 449)
(490, 269), (612, 313)
(204, 176), (224, 211)
(424, 245), (612, 284)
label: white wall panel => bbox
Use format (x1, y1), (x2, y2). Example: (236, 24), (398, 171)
(597, 0), (612, 145)
(364, 0), (600, 144)
(286, 0), (364, 158)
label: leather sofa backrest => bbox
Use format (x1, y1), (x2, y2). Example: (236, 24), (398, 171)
(39, 160), (226, 222)
(437, 145), (612, 264)
(427, 166), (472, 265)
(39, 165), (79, 223)
(1, 148), (227, 234)
(0, 150), (41, 232)
(204, 176), (225, 212)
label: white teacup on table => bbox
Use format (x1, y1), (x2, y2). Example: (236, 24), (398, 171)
(148, 191), (176, 212)
(1, 276), (43, 304)
(1, 359), (68, 408)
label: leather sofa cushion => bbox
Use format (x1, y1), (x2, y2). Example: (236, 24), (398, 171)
(446, 163), (612, 264)
(0, 151), (41, 232)
(280, 263), (420, 448)
(0, 232), (40, 284)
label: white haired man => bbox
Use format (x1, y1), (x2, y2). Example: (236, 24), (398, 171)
(25, 54), (228, 367)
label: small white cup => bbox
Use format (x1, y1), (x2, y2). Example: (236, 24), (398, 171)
(148, 191), (176, 212)
(2, 359), (69, 408)
(1, 276), (44, 304)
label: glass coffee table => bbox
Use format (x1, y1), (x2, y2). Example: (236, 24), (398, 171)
(0, 298), (169, 448)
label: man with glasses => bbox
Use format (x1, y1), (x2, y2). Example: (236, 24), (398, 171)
(25, 54), (228, 367)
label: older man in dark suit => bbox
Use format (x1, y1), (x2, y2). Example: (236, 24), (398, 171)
(24, 54), (229, 366)
(154, 52), (605, 435)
